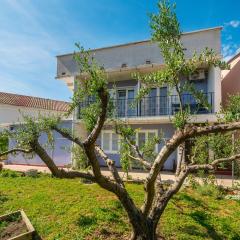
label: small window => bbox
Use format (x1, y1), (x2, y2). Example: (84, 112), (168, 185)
(146, 59), (151, 64)
(136, 130), (158, 152)
(138, 132), (146, 148)
(112, 133), (119, 151)
(102, 132), (110, 151)
(101, 131), (119, 153)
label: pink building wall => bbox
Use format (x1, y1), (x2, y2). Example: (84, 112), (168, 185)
(222, 53), (240, 106)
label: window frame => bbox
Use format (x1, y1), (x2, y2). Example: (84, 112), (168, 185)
(101, 130), (119, 154)
(101, 129), (159, 154)
(136, 129), (158, 153)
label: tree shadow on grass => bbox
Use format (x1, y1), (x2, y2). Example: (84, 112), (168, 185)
(97, 207), (124, 224)
(181, 225), (208, 238)
(76, 215), (97, 227)
(0, 193), (8, 204)
(187, 211), (223, 240)
(175, 193), (207, 209)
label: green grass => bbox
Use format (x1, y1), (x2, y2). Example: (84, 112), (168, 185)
(0, 172), (240, 240)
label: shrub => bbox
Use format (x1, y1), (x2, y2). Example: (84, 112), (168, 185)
(72, 145), (89, 170)
(25, 169), (39, 178)
(0, 169), (20, 178)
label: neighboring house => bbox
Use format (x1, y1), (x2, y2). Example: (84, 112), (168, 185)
(0, 92), (72, 167)
(0, 92), (70, 126)
(221, 52), (240, 106)
(221, 53), (240, 175)
(56, 27), (222, 170)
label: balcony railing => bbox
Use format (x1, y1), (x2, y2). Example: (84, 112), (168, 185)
(78, 92), (214, 119)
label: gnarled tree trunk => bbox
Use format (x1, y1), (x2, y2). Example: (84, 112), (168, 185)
(130, 219), (156, 240)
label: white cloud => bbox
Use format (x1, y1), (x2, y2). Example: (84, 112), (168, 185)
(0, 0), (70, 98)
(222, 44), (240, 61)
(225, 20), (240, 28)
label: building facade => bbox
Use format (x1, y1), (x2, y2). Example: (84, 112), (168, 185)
(56, 27), (222, 170)
(57, 27), (221, 170)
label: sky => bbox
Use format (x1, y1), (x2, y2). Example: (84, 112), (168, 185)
(0, 0), (240, 102)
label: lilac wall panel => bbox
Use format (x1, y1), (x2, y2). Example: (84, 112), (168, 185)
(7, 120), (72, 167)
(99, 123), (177, 170)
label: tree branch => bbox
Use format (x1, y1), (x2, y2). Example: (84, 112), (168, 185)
(52, 126), (83, 147)
(0, 148), (33, 157)
(84, 88), (108, 146)
(149, 152), (240, 225)
(144, 121), (240, 221)
(30, 140), (95, 181)
(95, 145), (124, 186)
(125, 138), (152, 169)
(188, 153), (240, 171)
(127, 154), (152, 170)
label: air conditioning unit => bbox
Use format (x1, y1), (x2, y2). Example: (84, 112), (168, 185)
(189, 69), (205, 81)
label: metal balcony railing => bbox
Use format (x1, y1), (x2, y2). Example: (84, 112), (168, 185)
(78, 92), (214, 119)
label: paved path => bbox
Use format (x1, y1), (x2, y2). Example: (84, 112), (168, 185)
(3, 164), (239, 187)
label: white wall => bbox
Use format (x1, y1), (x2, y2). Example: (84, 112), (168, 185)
(0, 104), (71, 126)
(208, 66), (221, 112)
(57, 28), (222, 78)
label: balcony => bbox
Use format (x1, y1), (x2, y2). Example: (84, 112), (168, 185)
(78, 92), (214, 119)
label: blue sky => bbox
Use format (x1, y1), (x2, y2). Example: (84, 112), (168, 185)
(0, 0), (240, 102)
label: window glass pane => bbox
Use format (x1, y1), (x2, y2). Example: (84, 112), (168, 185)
(148, 132), (156, 140)
(127, 89), (136, 117)
(112, 133), (119, 151)
(117, 90), (126, 117)
(149, 88), (157, 116)
(102, 132), (110, 151)
(149, 88), (157, 97)
(160, 87), (168, 115)
(128, 89), (134, 99)
(148, 132), (157, 152)
(117, 90), (126, 98)
(138, 132), (146, 148)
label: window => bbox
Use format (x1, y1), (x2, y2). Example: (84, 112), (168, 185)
(116, 88), (136, 117)
(136, 130), (158, 152)
(101, 130), (158, 153)
(102, 132), (110, 151)
(101, 131), (119, 153)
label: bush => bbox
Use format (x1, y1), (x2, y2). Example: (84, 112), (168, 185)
(25, 169), (39, 178)
(188, 172), (226, 200)
(0, 169), (20, 178)
(72, 145), (89, 170)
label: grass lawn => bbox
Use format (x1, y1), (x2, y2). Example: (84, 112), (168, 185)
(0, 172), (240, 240)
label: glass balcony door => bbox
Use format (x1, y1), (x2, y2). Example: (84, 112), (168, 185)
(140, 88), (157, 116)
(117, 89), (136, 117)
(148, 88), (157, 116)
(159, 87), (168, 115)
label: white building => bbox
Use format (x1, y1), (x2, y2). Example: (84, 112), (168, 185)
(0, 92), (72, 167)
(56, 27), (222, 170)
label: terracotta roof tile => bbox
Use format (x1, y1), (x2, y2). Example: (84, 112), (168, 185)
(0, 92), (70, 112)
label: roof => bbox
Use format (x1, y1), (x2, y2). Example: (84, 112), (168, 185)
(0, 92), (70, 112)
(227, 52), (240, 64)
(56, 26), (222, 58)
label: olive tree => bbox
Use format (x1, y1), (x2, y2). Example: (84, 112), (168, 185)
(1, 1), (240, 239)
